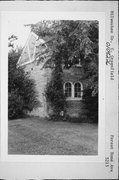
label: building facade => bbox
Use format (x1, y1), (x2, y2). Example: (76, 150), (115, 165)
(18, 32), (87, 118)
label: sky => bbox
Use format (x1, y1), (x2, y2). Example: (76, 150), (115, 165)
(8, 12), (42, 48)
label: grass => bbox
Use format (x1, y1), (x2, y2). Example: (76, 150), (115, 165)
(8, 117), (98, 155)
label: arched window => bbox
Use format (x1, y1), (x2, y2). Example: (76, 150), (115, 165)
(74, 82), (82, 98)
(64, 82), (72, 98)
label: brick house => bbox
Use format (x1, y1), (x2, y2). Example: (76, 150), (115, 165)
(17, 32), (87, 118)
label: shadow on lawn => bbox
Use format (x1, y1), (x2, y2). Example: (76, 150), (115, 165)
(9, 114), (98, 125)
(44, 113), (98, 124)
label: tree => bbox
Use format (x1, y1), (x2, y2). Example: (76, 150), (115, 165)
(29, 20), (98, 121)
(8, 35), (18, 48)
(45, 48), (66, 120)
(8, 36), (40, 119)
(30, 20), (98, 89)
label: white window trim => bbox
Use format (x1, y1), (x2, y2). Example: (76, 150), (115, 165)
(63, 81), (73, 99)
(64, 81), (83, 101)
(74, 81), (83, 98)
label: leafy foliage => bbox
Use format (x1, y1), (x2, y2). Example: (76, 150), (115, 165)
(8, 35), (18, 48)
(29, 20), (99, 122)
(83, 89), (98, 122)
(8, 38), (40, 119)
(45, 49), (66, 120)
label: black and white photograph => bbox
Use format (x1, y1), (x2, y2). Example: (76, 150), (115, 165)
(8, 16), (99, 155)
(0, 1), (118, 179)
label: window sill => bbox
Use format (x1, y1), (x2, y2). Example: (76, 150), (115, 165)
(66, 97), (83, 101)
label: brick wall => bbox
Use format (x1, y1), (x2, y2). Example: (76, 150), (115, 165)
(63, 66), (84, 83)
(66, 100), (88, 117)
(24, 62), (86, 118)
(63, 66), (87, 118)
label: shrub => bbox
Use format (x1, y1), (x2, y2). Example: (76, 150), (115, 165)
(45, 54), (66, 120)
(8, 50), (40, 119)
(83, 89), (98, 123)
(8, 92), (24, 119)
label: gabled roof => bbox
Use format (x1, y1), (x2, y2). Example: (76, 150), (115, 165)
(17, 32), (51, 67)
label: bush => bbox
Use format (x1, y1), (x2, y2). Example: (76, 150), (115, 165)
(8, 50), (40, 119)
(8, 92), (24, 119)
(45, 54), (66, 120)
(83, 89), (98, 123)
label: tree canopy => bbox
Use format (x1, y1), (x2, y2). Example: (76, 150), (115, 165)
(29, 20), (98, 95)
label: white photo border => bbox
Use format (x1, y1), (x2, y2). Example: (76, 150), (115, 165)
(0, 1), (118, 179)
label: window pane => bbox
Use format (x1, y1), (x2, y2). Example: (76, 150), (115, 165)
(64, 82), (72, 97)
(74, 83), (81, 97)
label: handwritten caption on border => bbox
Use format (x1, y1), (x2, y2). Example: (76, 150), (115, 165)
(106, 11), (114, 80)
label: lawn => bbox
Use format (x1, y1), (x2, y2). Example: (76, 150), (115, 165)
(8, 117), (98, 155)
